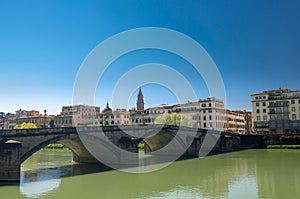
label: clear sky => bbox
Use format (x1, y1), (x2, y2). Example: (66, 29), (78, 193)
(0, 0), (299, 114)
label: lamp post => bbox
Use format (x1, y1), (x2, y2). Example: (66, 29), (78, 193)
(44, 109), (47, 128)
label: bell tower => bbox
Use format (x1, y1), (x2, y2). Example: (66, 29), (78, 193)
(136, 87), (144, 112)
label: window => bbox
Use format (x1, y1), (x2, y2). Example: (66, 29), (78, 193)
(256, 109), (260, 114)
(291, 100), (295, 104)
(257, 116), (261, 121)
(263, 115), (267, 121)
(263, 109), (266, 113)
(209, 103), (211, 107)
(283, 115), (289, 120)
(204, 123), (207, 128)
(256, 102), (259, 107)
(255, 96), (258, 100)
(263, 96), (266, 99)
(276, 107), (282, 113)
(203, 116), (206, 120)
(209, 115), (212, 120)
(291, 107), (296, 112)
(203, 110), (206, 114)
(262, 102), (266, 106)
(292, 114), (297, 120)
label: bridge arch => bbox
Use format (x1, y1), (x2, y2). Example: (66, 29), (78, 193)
(143, 128), (193, 153)
(20, 134), (99, 164)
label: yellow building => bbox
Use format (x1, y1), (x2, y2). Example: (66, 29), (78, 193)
(251, 88), (300, 134)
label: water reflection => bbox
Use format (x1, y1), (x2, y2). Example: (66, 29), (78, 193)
(19, 149), (113, 198)
(3, 149), (300, 199)
(20, 168), (62, 198)
(19, 149), (72, 198)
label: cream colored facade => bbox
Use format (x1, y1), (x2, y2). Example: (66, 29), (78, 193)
(113, 108), (131, 125)
(251, 88), (300, 134)
(98, 103), (131, 126)
(176, 98), (226, 130)
(225, 110), (246, 134)
(55, 105), (100, 127)
(229, 110), (253, 134)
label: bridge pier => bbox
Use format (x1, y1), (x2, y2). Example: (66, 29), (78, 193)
(0, 140), (22, 182)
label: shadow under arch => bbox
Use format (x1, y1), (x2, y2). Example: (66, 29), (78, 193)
(143, 128), (192, 153)
(20, 135), (99, 164)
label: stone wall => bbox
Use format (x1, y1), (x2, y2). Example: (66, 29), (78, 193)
(0, 140), (21, 182)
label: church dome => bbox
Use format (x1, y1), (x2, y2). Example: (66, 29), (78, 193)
(102, 102), (112, 114)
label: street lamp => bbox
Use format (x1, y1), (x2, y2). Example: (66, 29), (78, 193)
(44, 109), (47, 128)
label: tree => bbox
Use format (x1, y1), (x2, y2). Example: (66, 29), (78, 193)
(49, 119), (55, 128)
(154, 112), (195, 127)
(14, 122), (37, 129)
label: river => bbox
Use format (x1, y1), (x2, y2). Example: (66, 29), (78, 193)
(0, 149), (300, 199)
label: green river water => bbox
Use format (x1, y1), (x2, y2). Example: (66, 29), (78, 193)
(0, 149), (300, 199)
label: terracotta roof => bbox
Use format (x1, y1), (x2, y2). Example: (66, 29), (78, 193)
(250, 92), (268, 96)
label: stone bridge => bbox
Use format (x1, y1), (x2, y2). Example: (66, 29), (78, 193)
(0, 125), (252, 182)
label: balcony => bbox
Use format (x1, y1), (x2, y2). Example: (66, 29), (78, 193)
(268, 104), (289, 108)
(268, 111), (289, 114)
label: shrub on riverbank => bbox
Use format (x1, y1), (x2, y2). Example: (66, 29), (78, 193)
(267, 145), (300, 149)
(46, 143), (64, 149)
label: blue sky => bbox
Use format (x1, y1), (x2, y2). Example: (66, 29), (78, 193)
(0, 0), (299, 114)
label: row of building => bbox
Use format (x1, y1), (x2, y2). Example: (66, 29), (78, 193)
(1, 88), (299, 134)
(0, 88), (252, 134)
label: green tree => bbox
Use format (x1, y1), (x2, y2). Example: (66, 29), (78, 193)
(14, 122), (37, 129)
(154, 112), (194, 127)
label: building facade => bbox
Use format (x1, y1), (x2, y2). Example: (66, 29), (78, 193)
(228, 110), (253, 134)
(1, 110), (53, 129)
(251, 88), (300, 134)
(225, 110), (246, 134)
(55, 105), (100, 127)
(98, 103), (131, 126)
(12, 115), (52, 128)
(130, 89), (247, 133)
